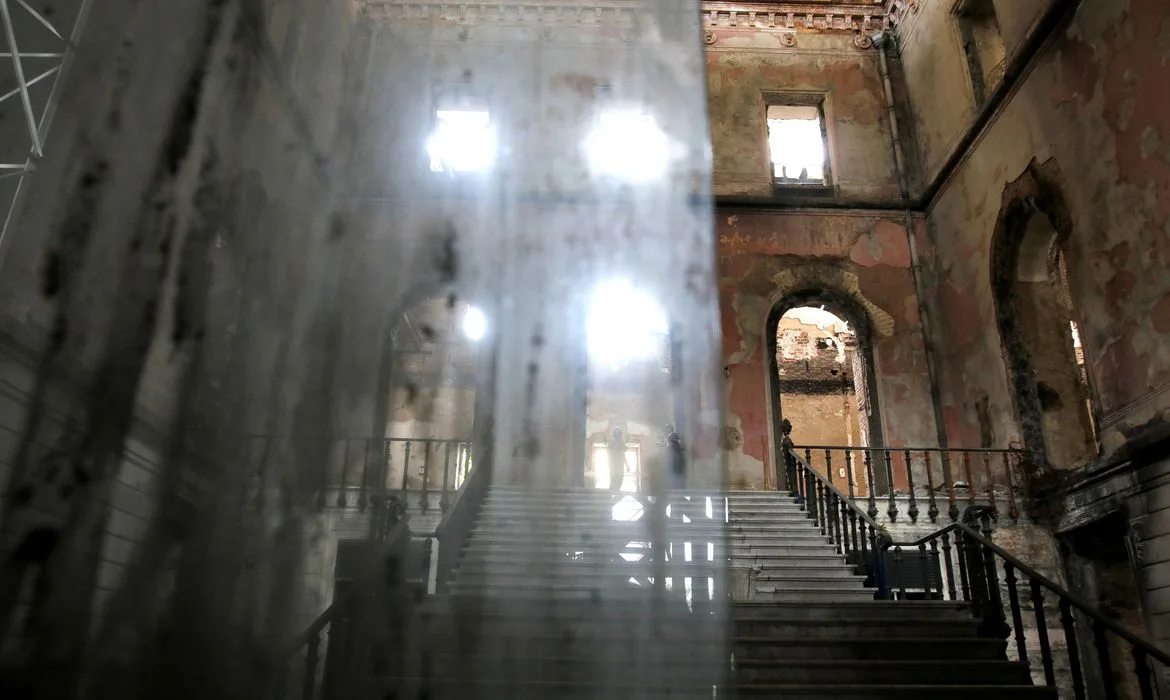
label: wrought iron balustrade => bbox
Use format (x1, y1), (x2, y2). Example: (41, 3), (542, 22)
(247, 435), (474, 515)
(789, 443), (1025, 523)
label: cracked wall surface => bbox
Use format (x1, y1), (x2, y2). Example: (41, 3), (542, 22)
(903, 0), (1170, 462)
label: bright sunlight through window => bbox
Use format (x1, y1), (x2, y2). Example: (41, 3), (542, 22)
(427, 108), (496, 174)
(462, 305), (487, 341)
(584, 109), (670, 182)
(767, 104), (826, 184)
(586, 278), (668, 368)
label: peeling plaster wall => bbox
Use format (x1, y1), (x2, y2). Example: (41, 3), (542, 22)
(903, 0), (1170, 461)
(705, 31), (901, 201)
(718, 211), (937, 490)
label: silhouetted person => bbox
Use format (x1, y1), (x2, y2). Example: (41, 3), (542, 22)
(607, 426), (627, 492)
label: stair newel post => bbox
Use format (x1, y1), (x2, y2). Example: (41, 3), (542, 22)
(1004, 451), (1021, 522)
(1030, 580), (1057, 686)
(941, 532), (957, 600)
(904, 450), (919, 523)
(1061, 599), (1089, 700)
(400, 440), (412, 492)
(982, 452), (997, 517)
(420, 442), (433, 512)
(1133, 647), (1155, 700)
(883, 451), (898, 522)
(1093, 621), (1118, 700)
(864, 450), (878, 520)
(873, 531), (890, 600)
(845, 448), (856, 499)
(302, 630), (321, 700)
(358, 440), (370, 511)
(439, 440), (453, 512)
(893, 546), (906, 599)
(338, 439), (351, 508)
(919, 542), (932, 597)
(1003, 562), (1028, 663)
(942, 451), (960, 522)
(977, 514), (1010, 640)
(923, 452), (939, 522)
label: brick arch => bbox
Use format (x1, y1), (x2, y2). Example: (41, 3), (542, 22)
(764, 264), (897, 339)
(763, 282), (888, 493)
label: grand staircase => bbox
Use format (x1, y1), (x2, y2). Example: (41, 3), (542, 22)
(388, 486), (1055, 698)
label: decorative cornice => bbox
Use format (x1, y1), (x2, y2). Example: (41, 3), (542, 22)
(362, 1), (643, 26)
(700, 2), (888, 33)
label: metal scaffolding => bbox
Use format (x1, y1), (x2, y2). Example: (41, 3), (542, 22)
(0, 0), (91, 255)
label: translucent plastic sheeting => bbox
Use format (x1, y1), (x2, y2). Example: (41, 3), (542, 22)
(0, 1), (723, 698)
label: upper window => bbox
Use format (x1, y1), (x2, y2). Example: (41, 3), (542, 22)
(426, 91), (496, 174)
(955, 0), (1006, 105)
(766, 100), (830, 188)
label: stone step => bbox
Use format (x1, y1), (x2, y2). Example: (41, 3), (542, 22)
(446, 582), (721, 602)
(459, 542), (841, 558)
(733, 637), (1006, 661)
(753, 566), (861, 580)
(455, 553), (849, 569)
(383, 676), (719, 699)
(753, 575), (867, 589)
(452, 570), (724, 586)
(733, 684), (1056, 699)
(735, 659), (1031, 685)
(747, 587), (876, 603)
(732, 617), (979, 639)
(731, 601), (972, 621)
(476, 512), (815, 524)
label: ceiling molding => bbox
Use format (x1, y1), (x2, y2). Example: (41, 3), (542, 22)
(699, 2), (888, 34)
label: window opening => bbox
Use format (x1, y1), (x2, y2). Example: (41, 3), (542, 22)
(955, 0), (1006, 105)
(766, 103), (828, 187)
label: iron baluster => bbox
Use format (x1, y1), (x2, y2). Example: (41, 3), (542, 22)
(401, 440), (412, 492)
(848, 506), (860, 556)
(924, 452), (939, 522)
(894, 546), (906, 599)
(825, 448), (834, 491)
(420, 442), (431, 512)
(302, 631), (320, 700)
(864, 450), (878, 519)
(955, 530), (972, 602)
(440, 441), (453, 512)
(804, 448), (813, 506)
(1061, 599), (1088, 700)
(358, 440), (370, 511)
(845, 448), (856, 499)
(1004, 452), (1020, 521)
(337, 440), (350, 508)
(883, 451), (898, 521)
(941, 532), (957, 601)
(919, 542), (932, 597)
(983, 452), (997, 517)
(829, 492), (840, 549)
(978, 514), (1009, 639)
(905, 450), (919, 523)
(1133, 647), (1155, 700)
(817, 481), (827, 536)
(942, 451), (959, 521)
(1004, 562), (1028, 663)
(963, 452), (976, 509)
(1093, 621), (1118, 700)
(1030, 580), (1057, 686)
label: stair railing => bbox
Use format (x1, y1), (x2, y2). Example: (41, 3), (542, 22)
(791, 442), (1025, 523)
(884, 509), (1170, 699)
(269, 500), (412, 700)
(432, 440), (492, 593)
(786, 447), (891, 598)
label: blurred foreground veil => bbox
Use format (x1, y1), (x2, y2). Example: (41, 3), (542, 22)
(0, 0), (723, 698)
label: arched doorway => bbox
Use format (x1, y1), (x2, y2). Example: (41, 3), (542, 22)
(767, 290), (885, 492)
(993, 203), (1099, 469)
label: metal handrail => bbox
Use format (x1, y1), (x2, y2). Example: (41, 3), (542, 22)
(953, 521), (1170, 666)
(793, 444), (1025, 454)
(789, 448), (882, 531)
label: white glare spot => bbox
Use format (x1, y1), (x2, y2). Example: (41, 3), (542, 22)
(612, 496), (645, 522)
(586, 278), (668, 368)
(427, 109), (496, 173)
(462, 306), (487, 341)
(584, 109), (670, 182)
